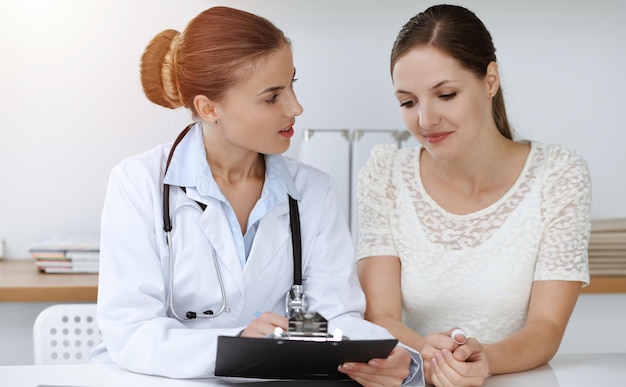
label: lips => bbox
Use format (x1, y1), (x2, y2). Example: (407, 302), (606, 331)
(279, 123), (294, 138)
(280, 121), (295, 132)
(424, 132), (451, 144)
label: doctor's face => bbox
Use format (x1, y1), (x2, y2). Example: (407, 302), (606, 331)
(213, 44), (303, 155)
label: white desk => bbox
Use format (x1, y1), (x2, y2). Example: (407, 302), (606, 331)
(0, 354), (624, 387)
(483, 353), (626, 386)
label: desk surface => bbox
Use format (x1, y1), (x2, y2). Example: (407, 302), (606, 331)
(0, 353), (624, 387)
(0, 259), (98, 302)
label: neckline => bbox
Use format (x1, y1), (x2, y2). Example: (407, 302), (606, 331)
(413, 141), (537, 220)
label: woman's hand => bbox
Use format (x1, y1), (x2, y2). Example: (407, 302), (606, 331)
(421, 328), (466, 384)
(239, 312), (288, 338)
(338, 346), (412, 387)
(429, 337), (490, 387)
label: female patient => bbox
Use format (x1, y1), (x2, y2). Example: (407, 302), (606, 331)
(357, 4), (591, 386)
(86, 5), (422, 386)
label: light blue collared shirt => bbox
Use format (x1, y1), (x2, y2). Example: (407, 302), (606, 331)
(163, 122), (300, 268)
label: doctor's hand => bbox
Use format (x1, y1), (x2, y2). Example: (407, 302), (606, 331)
(240, 312), (288, 338)
(429, 338), (490, 387)
(338, 346), (412, 387)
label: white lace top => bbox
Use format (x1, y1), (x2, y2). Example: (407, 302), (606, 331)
(357, 142), (591, 344)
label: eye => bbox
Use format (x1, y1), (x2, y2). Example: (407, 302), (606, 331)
(440, 92), (457, 100)
(265, 93), (279, 104)
(399, 100), (416, 108)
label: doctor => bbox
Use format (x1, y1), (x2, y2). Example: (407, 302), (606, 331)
(86, 6), (423, 387)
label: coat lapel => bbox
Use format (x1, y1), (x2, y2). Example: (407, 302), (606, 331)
(243, 201), (290, 287)
(192, 198), (246, 297)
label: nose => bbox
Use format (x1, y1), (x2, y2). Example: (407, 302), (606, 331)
(417, 102), (439, 130)
(286, 89), (304, 117)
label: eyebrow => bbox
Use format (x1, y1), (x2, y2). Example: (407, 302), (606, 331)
(395, 80), (453, 95)
(256, 69), (297, 96)
(257, 85), (284, 96)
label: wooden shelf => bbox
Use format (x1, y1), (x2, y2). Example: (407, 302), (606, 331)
(0, 259), (98, 302)
(582, 275), (626, 294)
(0, 259), (623, 302)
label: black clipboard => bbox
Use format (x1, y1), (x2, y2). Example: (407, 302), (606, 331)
(215, 336), (398, 380)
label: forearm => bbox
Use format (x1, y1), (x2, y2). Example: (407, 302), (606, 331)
(484, 320), (563, 374)
(485, 280), (581, 375)
(368, 314), (425, 353)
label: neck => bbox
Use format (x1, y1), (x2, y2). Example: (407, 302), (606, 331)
(424, 134), (518, 192)
(202, 124), (265, 185)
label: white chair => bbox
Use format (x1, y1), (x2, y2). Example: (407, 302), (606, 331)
(33, 303), (102, 365)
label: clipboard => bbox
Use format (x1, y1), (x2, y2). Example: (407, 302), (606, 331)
(215, 335), (398, 380)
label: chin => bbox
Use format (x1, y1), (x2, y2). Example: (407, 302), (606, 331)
(277, 142), (291, 154)
(423, 144), (458, 161)
(261, 143), (290, 155)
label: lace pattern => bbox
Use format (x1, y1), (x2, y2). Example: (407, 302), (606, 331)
(357, 142), (591, 342)
(404, 145), (542, 249)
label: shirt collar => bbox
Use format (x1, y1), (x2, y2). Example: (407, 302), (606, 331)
(163, 122), (301, 202)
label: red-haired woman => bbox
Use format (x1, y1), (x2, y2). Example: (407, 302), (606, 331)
(86, 6), (423, 386)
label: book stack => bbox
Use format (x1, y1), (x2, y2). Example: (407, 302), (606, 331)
(588, 218), (626, 276)
(29, 235), (100, 274)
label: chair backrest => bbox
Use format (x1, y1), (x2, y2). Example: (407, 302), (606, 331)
(33, 303), (102, 365)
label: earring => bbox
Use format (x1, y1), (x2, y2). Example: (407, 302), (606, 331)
(214, 120), (218, 125)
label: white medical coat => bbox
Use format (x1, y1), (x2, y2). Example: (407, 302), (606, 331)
(86, 124), (421, 382)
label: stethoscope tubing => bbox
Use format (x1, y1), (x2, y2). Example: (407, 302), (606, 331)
(162, 123), (304, 321)
(166, 229), (227, 320)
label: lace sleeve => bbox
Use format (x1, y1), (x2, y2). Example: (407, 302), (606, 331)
(356, 144), (399, 260)
(536, 145), (592, 285)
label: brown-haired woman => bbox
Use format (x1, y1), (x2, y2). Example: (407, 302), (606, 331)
(86, 6), (423, 386)
(357, 4), (591, 386)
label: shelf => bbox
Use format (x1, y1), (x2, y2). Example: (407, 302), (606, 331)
(0, 259), (623, 302)
(0, 259), (98, 302)
(581, 275), (626, 294)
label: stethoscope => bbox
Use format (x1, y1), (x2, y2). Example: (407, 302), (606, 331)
(162, 123), (307, 320)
